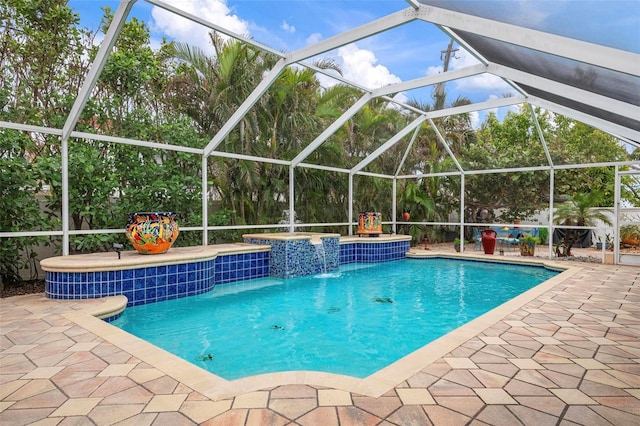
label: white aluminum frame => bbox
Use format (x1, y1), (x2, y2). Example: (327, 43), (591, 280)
(1, 0), (638, 267)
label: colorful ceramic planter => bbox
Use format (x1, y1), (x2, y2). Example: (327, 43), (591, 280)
(126, 212), (179, 254)
(520, 241), (536, 256)
(357, 212), (382, 236)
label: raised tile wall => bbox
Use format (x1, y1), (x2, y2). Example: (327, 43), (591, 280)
(340, 240), (410, 264)
(243, 237), (340, 278)
(45, 239), (408, 307)
(45, 251), (269, 307)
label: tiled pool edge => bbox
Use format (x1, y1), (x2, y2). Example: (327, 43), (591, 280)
(61, 256), (576, 401)
(339, 239), (410, 264)
(43, 235), (410, 305)
(45, 251), (270, 307)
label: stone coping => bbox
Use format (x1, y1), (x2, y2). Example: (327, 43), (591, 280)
(340, 234), (412, 243)
(40, 243), (270, 273)
(40, 235), (412, 274)
(86, 295), (128, 320)
(242, 232), (341, 241)
(49, 294), (129, 320)
(406, 250), (568, 271)
(63, 253), (574, 401)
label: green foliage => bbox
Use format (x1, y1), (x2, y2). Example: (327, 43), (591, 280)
(620, 224), (640, 245)
(538, 227), (549, 244)
(0, 3), (635, 282)
(1, 0), (89, 280)
(520, 234), (540, 244)
(1, 0), (88, 126)
(398, 181), (437, 244)
(208, 209), (243, 243)
(550, 116), (627, 205)
(461, 107), (630, 223)
(620, 167), (640, 206)
(554, 192), (612, 256)
(462, 108), (552, 221)
(0, 129), (55, 284)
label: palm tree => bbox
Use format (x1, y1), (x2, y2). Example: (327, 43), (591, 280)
(395, 89), (474, 243)
(554, 192), (612, 256)
(166, 33), (278, 223)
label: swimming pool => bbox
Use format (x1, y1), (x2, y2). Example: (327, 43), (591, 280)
(111, 258), (558, 380)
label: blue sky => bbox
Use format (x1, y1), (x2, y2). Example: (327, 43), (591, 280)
(69, 0), (639, 128)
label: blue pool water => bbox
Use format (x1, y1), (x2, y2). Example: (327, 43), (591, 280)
(111, 258), (558, 380)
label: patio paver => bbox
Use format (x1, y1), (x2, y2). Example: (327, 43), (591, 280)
(1, 251), (639, 425)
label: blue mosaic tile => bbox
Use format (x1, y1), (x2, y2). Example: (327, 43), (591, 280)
(144, 276), (156, 288)
(145, 288), (156, 300)
(134, 289), (145, 302)
(339, 240), (409, 264)
(122, 279), (133, 292)
(46, 240), (405, 307)
(245, 236), (339, 278)
(102, 311), (123, 323)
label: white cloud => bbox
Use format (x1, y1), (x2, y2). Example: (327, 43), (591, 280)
(485, 94), (500, 117)
(469, 111), (480, 129)
(281, 20), (296, 33)
(474, 94), (521, 127)
(315, 44), (408, 108)
(392, 92), (409, 105)
(315, 73), (338, 89)
(306, 32), (323, 46)
(449, 49), (514, 93)
(337, 43), (402, 90)
(150, 0), (250, 54)
(426, 65), (443, 77)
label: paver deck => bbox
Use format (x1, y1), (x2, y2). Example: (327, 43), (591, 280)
(1, 249), (639, 425)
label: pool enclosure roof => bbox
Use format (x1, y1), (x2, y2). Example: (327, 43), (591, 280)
(69, 0), (638, 153)
(413, 0), (640, 143)
(4, 0), (638, 162)
(25, 0), (635, 155)
(2, 0), (639, 255)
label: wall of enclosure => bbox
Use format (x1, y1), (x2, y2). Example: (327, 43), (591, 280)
(2, 1), (639, 286)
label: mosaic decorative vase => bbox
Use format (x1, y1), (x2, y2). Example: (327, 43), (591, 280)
(520, 241), (536, 256)
(126, 212), (179, 255)
(357, 212), (382, 237)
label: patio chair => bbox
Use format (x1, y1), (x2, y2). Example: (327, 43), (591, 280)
(496, 226), (519, 251)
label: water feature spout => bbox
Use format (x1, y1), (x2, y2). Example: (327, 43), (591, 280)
(312, 240), (327, 273)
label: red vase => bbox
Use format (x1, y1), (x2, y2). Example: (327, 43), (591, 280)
(481, 229), (497, 255)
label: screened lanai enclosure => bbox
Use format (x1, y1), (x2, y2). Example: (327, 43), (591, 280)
(1, 0), (639, 283)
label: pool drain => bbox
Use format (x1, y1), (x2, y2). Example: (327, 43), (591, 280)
(374, 297), (393, 304)
(271, 325), (285, 330)
(327, 307), (341, 313)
